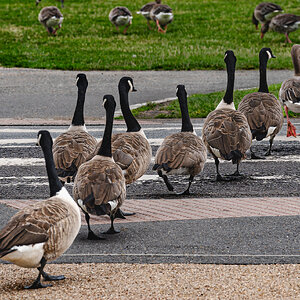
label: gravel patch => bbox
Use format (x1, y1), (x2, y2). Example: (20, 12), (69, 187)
(0, 263), (299, 299)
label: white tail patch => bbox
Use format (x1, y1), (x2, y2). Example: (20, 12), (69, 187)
(108, 200), (118, 211)
(267, 126), (276, 137)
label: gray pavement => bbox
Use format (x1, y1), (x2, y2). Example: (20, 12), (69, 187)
(0, 67), (293, 119)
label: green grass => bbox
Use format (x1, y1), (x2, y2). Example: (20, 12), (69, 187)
(0, 0), (300, 70)
(130, 84), (299, 118)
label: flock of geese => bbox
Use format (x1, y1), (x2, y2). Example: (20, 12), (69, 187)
(36, 1), (300, 39)
(36, 0), (173, 35)
(252, 2), (300, 43)
(0, 44), (299, 289)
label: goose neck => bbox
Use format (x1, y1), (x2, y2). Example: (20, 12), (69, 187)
(98, 107), (114, 157)
(42, 143), (63, 197)
(292, 54), (300, 76)
(223, 72), (235, 104)
(71, 88), (86, 126)
(258, 58), (269, 93)
(119, 88), (141, 132)
(178, 94), (193, 132)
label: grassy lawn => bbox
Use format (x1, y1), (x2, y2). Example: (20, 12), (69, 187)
(0, 0), (299, 70)
(130, 84), (299, 118)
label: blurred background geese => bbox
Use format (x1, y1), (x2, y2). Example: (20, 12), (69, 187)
(238, 48), (283, 158)
(52, 74), (97, 183)
(202, 50), (252, 181)
(261, 13), (300, 43)
(252, 2), (283, 30)
(153, 85), (207, 195)
(38, 6), (63, 35)
(279, 44), (300, 137)
(0, 130), (81, 289)
(137, 0), (161, 30)
(36, 0), (64, 8)
(150, 3), (173, 33)
(109, 6), (133, 34)
(73, 95), (126, 240)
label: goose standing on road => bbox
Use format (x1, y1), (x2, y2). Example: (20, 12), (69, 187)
(279, 44), (300, 137)
(109, 7), (133, 34)
(202, 50), (252, 181)
(137, 0), (161, 30)
(153, 85), (207, 195)
(73, 95), (126, 240)
(150, 3), (173, 33)
(38, 6), (63, 35)
(252, 2), (283, 30)
(238, 48), (283, 158)
(0, 131), (81, 289)
(53, 74), (97, 183)
(261, 13), (300, 43)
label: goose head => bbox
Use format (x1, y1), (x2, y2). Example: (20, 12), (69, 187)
(103, 94), (116, 111)
(176, 84), (187, 98)
(224, 50), (236, 72)
(259, 47), (276, 62)
(118, 76), (137, 92)
(76, 73), (88, 91)
(37, 130), (53, 148)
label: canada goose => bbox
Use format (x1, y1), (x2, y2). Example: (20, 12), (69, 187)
(109, 7), (133, 34)
(90, 77), (152, 186)
(261, 13), (300, 43)
(36, 0), (64, 8)
(150, 3), (173, 33)
(238, 48), (283, 158)
(153, 85), (207, 195)
(38, 6), (63, 35)
(279, 44), (300, 137)
(137, 0), (162, 30)
(73, 95), (126, 240)
(52, 74), (97, 183)
(202, 50), (252, 181)
(0, 130), (81, 289)
(252, 2), (283, 30)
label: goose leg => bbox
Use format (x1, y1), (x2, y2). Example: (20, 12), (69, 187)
(250, 146), (265, 160)
(285, 106), (298, 137)
(214, 157), (223, 181)
(147, 20), (152, 30)
(40, 257), (65, 281)
(115, 208), (135, 218)
(230, 163), (242, 177)
(158, 170), (174, 191)
(284, 33), (292, 44)
(265, 136), (274, 156)
(84, 211), (105, 240)
(102, 214), (120, 234)
(176, 175), (194, 195)
(24, 257), (52, 289)
(156, 20), (165, 33)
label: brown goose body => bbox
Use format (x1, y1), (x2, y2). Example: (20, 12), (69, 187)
(138, 1), (161, 20)
(90, 131), (151, 184)
(252, 2), (283, 29)
(279, 44), (300, 137)
(203, 109), (251, 162)
(38, 6), (63, 35)
(238, 92), (283, 141)
(150, 4), (173, 33)
(109, 6), (132, 34)
(73, 156), (126, 216)
(0, 193), (80, 268)
(53, 128), (97, 182)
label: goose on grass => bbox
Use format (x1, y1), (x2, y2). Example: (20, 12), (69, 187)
(150, 3), (173, 33)
(109, 7), (133, 34)
(153, 85), (207, 195)
(38, 6), (63, 36)
(0, 130), (81, 289)
(137, 0), (162, 30)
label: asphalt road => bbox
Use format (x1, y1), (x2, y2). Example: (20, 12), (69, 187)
(0, 67), (293, 119)
(0, 122), (299, 264)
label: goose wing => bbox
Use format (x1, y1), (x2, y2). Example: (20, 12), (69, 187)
(202, 109), (251, 159)
(73, 157), (126, 211)
(53, 130), (97, 178)
(38, 6), (63, 22)
(0, 198), (69, 257)
(238, 92), (283, 137)
(155, 132), (207, 174)
(109, 6), (132, 21)
(255, 2), (282, 22)
(279, 78), (300, 111)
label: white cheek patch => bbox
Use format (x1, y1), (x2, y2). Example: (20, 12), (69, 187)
(128, 80), (133, 92)
(37, 134), (42, 146)
(224, 53), (228, 60)
(266, 50), (272, 59)
(102, 98), (107, 107)
(76, 77), (79, 84)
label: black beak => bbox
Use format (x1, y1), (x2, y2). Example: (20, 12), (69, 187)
(132, 87), (137, 92)
(271, 54), (276, 58)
